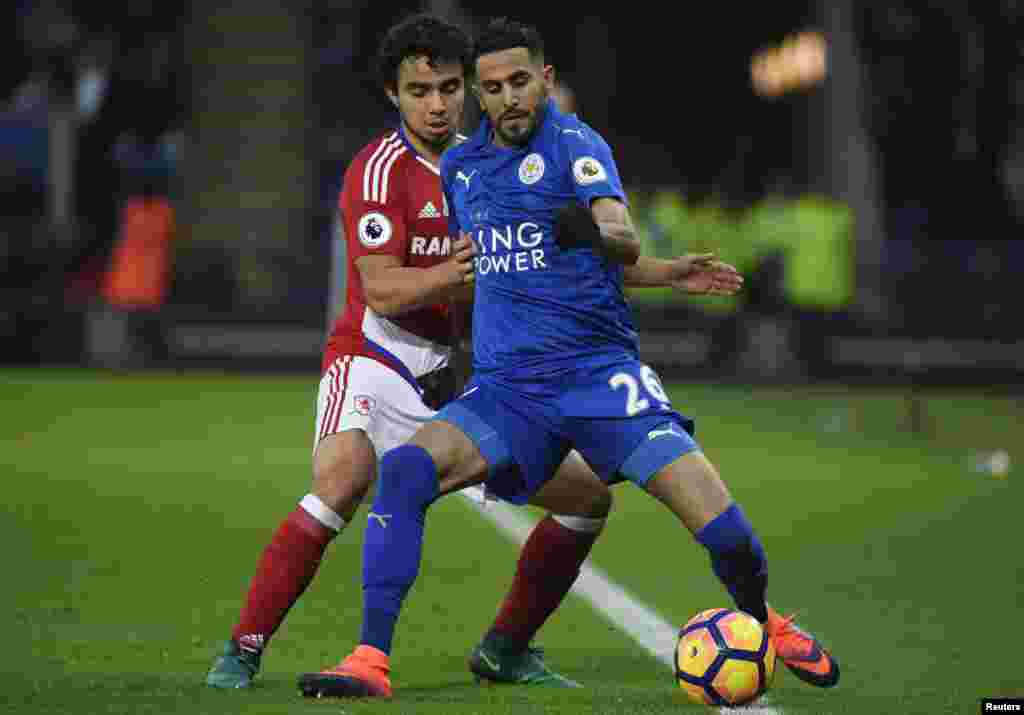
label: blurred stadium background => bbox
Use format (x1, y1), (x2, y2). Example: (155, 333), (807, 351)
(2, 0), (1021, 385)
(4, 3), (1024, 713)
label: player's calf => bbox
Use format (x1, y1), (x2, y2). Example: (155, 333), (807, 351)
(360, 444), (441, 655)
(215, 498), (344, 680)
(644, 451), (769, 622)
(468, 453), (608, 688)
(695, 503), (769, 624)
(205, 433), (368, 690)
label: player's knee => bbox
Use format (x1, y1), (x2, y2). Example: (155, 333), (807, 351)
(312, 429), (377, 512)
(550, 484), (611, 532)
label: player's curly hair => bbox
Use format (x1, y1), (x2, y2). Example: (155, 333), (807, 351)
(374, 13), (473, 90)
(473, 17), (544, 63)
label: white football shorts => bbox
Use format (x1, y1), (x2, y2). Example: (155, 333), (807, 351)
(313, 355), (435, 457)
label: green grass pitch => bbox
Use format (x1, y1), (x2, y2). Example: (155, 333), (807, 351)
(2, 368), (1021, 714)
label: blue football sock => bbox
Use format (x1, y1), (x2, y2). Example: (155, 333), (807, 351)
(696, 504), (769, 623)
(360, 445), (439, 654)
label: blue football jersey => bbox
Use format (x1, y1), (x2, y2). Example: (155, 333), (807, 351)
(441, 98), (639, 393)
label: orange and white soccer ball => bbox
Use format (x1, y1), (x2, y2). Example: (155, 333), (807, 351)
(675, 608), (776, 707)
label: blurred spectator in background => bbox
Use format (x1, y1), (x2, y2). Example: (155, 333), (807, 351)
(71, 2), (187, 301)
(1, 0), (187, 364)
(1, 0), (77, 219)
(1, 0), (85, 362)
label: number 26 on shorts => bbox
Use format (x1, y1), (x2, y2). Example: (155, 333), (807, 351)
(608, 364), (671, 416)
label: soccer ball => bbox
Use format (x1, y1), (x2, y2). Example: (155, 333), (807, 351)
(675, 608), (776, 707)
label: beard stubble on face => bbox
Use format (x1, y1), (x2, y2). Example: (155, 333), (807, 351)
(496, 97), (547, 147)
(496, 120), (528, 147)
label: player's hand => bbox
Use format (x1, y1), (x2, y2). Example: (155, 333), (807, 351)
(668, 253), (744, 295)
(553, 202), (602, 251)
(444, 233), (477, 286)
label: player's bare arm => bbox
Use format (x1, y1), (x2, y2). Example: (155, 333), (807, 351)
(624, 254), (744, 295)
(554, 197), (640, 265)
(590, 197), (641, 265)
(356, 236), (475, 317)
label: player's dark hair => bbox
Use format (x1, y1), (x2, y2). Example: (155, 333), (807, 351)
(473, 17), (545, 64)
(375, 13), (473, 90)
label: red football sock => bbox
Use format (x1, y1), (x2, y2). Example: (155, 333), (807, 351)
(490, 515), (599, 649)
(231, 506), (336, 652)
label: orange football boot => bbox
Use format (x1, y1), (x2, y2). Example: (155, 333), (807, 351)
(766, 608), (840, 688)
(297, 645), (393, 698)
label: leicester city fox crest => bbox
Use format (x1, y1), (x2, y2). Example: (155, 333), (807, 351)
(518, 153), (545, 185)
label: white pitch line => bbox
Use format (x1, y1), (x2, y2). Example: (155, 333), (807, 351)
(458, 490), (783, 715)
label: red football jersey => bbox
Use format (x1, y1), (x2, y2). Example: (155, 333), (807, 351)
(324, 130), (455, 379)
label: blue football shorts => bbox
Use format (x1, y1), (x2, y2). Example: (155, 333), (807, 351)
(433, 360), (700, 504)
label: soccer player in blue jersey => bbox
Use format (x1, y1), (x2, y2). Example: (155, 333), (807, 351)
(302, 18), (839, 698)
